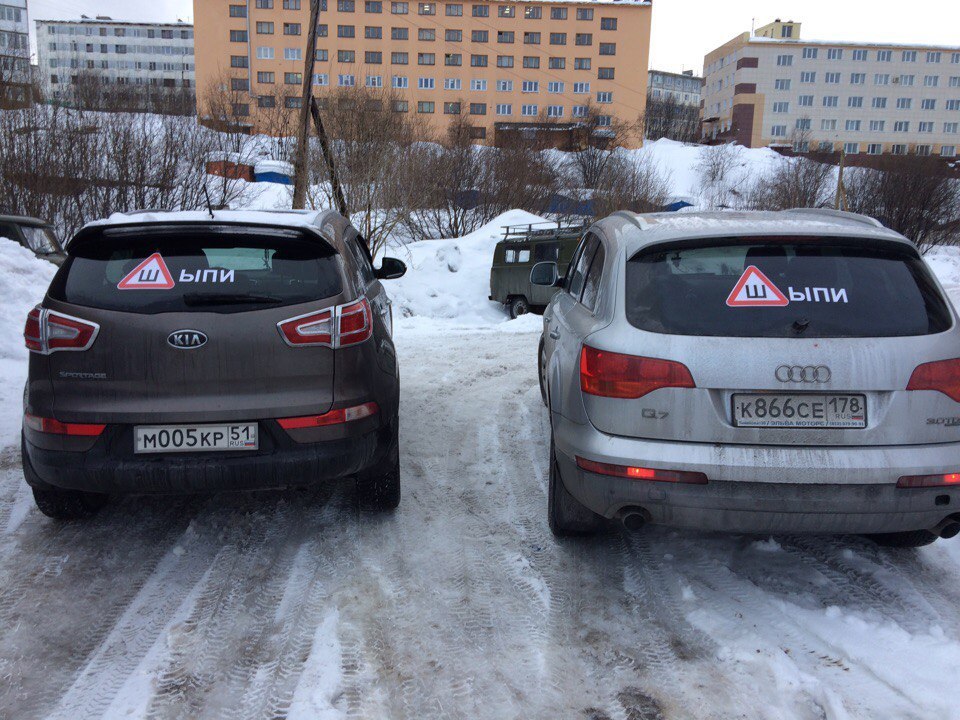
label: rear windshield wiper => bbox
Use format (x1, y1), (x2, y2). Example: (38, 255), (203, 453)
(183, 293), (283, 307)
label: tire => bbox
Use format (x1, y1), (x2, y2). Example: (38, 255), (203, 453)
(538, 338), (548, 406)
(548, 434), (603, 537)
(509, 297), (529, 319)
(867, 530), (938, 548)
(31, 486), (108, 520)
(357, 436), (401, 511)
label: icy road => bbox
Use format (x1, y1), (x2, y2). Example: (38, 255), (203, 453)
(2, 324), (960, 720)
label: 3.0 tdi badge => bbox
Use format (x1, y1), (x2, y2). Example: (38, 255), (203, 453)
(167, 330), (208, 349)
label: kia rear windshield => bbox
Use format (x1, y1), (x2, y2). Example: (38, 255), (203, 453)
(51, 232), (342, 314)
(625, 237), (952, 338)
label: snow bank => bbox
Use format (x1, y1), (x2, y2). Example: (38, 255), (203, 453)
(0, 238), (57, 445)
(388, 209), (548, 329)
(925, 245), (960, 308)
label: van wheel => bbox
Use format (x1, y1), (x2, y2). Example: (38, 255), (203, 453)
(357, 441), (400, 511)
(32, 487), (107, 520)
(509, 297), (529, 319)
(867, 530), (938, 548)
(538, 338), (548, 406)
(548, 434), (603, 537)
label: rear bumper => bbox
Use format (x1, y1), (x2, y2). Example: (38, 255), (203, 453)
(23, 417), (395, 495)
(554, 413), (960, 534)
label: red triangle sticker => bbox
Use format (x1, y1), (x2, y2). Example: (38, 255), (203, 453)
(117, 253), (175, 290)
(726, 265), (789, 307)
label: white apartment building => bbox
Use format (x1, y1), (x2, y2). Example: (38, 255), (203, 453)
(0, 0), (30, 106)
(702, 19), (960, 158)
(647, 69), (701, 106)
(36, 16), (195, 107)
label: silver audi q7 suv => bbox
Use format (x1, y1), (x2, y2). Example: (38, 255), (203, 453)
(534, 209), (960, 547)
(22, 210), (406, 519)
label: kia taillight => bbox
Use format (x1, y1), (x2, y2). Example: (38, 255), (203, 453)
(576, 456), (708, 485)
(23, 306), (99, 355)
(278, 297), (372, 349)
(897, 472), (960, 489)
(907, 358), (960, 403)
(580, 346), (695, 399)
(24, 413), (105, 436)
(277, 402), (379, 430)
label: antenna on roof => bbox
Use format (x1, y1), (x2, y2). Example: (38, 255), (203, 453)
(202, 184), (215, 219)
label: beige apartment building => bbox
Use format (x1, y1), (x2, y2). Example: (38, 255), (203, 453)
(193, 0), (651, 145)
(702, 19), (960, 157)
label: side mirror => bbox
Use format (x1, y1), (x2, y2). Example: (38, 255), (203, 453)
(375, 257), (407, 280)
(530, 261), (560, 287)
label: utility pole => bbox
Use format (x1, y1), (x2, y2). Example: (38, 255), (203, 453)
(292, 0), (322, 209)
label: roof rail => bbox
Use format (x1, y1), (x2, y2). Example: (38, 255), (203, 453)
(784, 208), (885, 229)
(611, 210), (652, 231)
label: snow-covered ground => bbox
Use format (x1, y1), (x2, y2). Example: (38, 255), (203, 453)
(2, 218), (960, 719)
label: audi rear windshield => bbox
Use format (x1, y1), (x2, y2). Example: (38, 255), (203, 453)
(625, 237), (952, 338)
(50, 230), (342, 314)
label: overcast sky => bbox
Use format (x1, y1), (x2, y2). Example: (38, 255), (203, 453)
(27, 0), (960, 74)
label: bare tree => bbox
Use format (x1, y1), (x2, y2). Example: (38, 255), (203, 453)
(844, 156), (960, 251)
(589, 151), (671, 218)
(642, 92), (700, 144)
(745, 155), (834, 211)
(695, 142), (747, 209)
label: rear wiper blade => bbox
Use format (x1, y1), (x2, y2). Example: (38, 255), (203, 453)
(183, 293), (283, 306)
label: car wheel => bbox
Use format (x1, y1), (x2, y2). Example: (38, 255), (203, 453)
(357, 433), (401, 511)
(31, 486), (107, 520)
(509, 297), (529, 319)
(548, 433), (603, 537)
(538, 338), (548, 406)
(866, 530), (938, 548)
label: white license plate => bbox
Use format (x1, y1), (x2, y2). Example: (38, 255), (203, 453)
(134, 423), (259, 454)
(732, 394), (867, 429)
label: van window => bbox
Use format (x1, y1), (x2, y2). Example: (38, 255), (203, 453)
(505, 249), (516, 263)
(625, 238), (951, 337)
(518, 249), (531, 263)
(534, 242), (560, 261)
(52, 232), (342, 314)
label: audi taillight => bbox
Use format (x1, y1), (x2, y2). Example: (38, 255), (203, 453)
(278, 297), (372, 349)
(24, 413), (105, 436)
(576, 456), (708, 485)
(897, 472), (960, 489)
(277, 402), (379, 430)
(23, 306), (99, 355)
(907, 358), (960, 403)
(580, 346), (695, 399)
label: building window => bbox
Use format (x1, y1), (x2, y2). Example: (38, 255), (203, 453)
(231, 78), (249, 91)
(318, 24), (328, 37)
(314, 73), (329, 85)
(894, 121), (910, 132)
(258, 96), (276, 108)
(521, 104), (538, 116)
(284, 72), (302, 84)
(524, 5), (541, 18)
(338, 50), (355, 62)
(392, 27), (408, 39)
(948, 100), (960, 110)
(575, 33), (592, 46)
(419, 2), (436, 14)
(523, 56), (539, 69)
(873, 97), (887, 109)
(339, 0), (355, 8)
(446, 29), (462, 41)
(230, 30), (248, 42)
(795, 118), (811, 130)
(283, 23), (301, 35)
(850, 73), (865, 85)
(572, 105), (588, 118)
(891, 144), (907, 154)
(776, 54), (793, 67)
(522, 80), (539, 93)
(924, 75), (940, 87)
(897, 97), (912, 109)
(418, 77), (435, 89)
(774, 79), (791, 90)
(576, 8), (593, 20)
(877, 50), (892, 62)
(446, 53), (463, 66)
(551, 7), (567, 19)
(598, 43), (616, 56)
(900, 74), (915, 86)
(945, 122), (959, 134)
(497, 55), (513, 68)
(498, 4), (514, 16)
(825, 72), (840, 84)
(257, 21), (275, 34)
(444, 101), (461, 114)
(919, 121), (934, 133)
(338, 74), (355, 86)
(941, 145), (957, 157)
(469, 102), (486, 114)
(598, 67), (616, 81)
(444, 77), (462, 90)
(922, 98), (937, 110)
(497, 31), (514, 43)
(256, 46), (275, 59)
(285, 48), (303, 60)
(822, 96), (838, 107)
(772, 101), (789, 113)
(574, 58), (591, 70)
(257, 71), (275, 83)
(597, 91), (612, 104)
(338, 25), (355, 37)
(496, 103), (511, 115)
(546, 105), (563, 117)
(524, 32), (541, 45)
(827, 48), (842, 60)
(843, 143), (860, 155)
(231, 55), (249, 68)
(472, 4), (489, 16)
(848, 96), (863, 108)
(770, 125), (787, 138)
(821, 119), (837, 131)
(366, 50), (383, 64)
(875, 73), (889, 85)
(392, 1), (408, 12)
(573, 81), (590, 94)
(866, 143), (883, 155)
(366, 26), (383, 38)
(391, 52), (408, 64)
(927, 51), (942, 64)
(419, 28), (435, 41)
(366, 0), (383, 11)
(471, 54), (487, 67)
(845, 120), (861, 131)
(472, 30), (488, 42)
(232, 103), (250, 116)
(852, 49), (868, 61)
(471, 79), (487, 90)
(798, 95), (813, 107)
(229, 5), (248, 17)
(916, 145), (931, 156)
(496, 79), (512, 91)
(800, 71), (816, 83)
(392, 75), (408, 87)
(869, 120), (885, 131)
(600, 17), (617, 30)
(417, 101), (435, 113)
(802, 47), (818, 59)
(394, 100), (409, 112)
(446, 3), (463, 15)
(547, 81), (563, 93)
(550, 33), (566, 45)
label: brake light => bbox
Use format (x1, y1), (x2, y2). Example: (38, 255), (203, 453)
(576, 456), (708, 485)
(277, 402), (379, 430)
(24, 413), (105, 436)
(23, 306), (99, 355)
(907, 358), (960, 403)
(897, 472), (960, 489)
(580, 346), (695, 399)
(278, 297), (372, 348)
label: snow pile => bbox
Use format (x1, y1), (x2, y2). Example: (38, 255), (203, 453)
(387, 209), (548, 328)
(925, 245), (960, 307)
(0, 239), (57, 361)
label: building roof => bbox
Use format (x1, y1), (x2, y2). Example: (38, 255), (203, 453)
(749, 35), (960, 52)
(35, 18), (192, 28)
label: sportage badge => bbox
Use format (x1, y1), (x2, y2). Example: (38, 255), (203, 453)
(168, 330), (208, 350)
(775, 365), (831, 383)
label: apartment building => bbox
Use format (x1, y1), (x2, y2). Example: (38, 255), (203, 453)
(702, 19), (960, 158)
(647, 69), (701, 106)
(193, 0), (651, 145)
(0, 0), (30, 107)
(36, 16), (195, 110)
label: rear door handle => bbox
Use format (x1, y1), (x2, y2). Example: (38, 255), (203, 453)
(549, 329), (561, 339)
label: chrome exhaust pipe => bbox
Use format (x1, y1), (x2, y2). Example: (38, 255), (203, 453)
(932, 515), (960, 539)
(621, 510), (647, 532)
